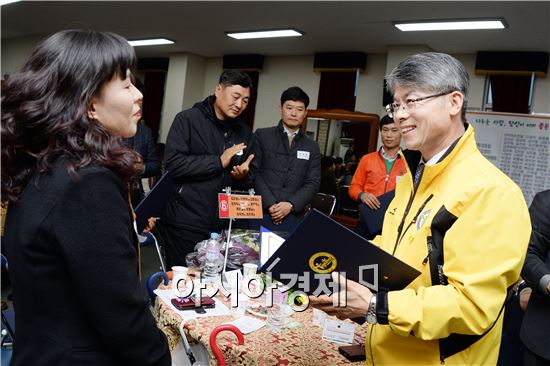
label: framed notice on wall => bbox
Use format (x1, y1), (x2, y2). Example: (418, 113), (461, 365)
(466, 111), (550, 205)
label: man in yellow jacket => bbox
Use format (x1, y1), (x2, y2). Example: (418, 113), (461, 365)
(310, 52), (531, 365)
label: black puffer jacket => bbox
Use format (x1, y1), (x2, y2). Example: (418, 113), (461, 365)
(163, 96), (254, 231)
(252, 121), (321, 212)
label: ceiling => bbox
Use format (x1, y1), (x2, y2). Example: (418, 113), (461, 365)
(2, 1), (549, 59)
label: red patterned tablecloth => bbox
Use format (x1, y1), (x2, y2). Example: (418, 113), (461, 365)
(153, 283), (367, 366)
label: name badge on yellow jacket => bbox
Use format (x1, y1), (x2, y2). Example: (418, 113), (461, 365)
(297, 150), (310, 160)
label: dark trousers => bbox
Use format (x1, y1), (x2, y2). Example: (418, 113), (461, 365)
(156, 221), (209, 268)
(497, 293), (525, 366)
(248, 211), (302, 237)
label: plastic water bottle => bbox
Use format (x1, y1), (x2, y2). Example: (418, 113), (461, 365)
(203, 233), (222, 279)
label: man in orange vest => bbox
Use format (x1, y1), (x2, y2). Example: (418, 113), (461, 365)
(349, 115), (407, 238)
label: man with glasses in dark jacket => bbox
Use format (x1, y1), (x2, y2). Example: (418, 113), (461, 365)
(159, 70), (255, 267)
(251, 86), (321, 233)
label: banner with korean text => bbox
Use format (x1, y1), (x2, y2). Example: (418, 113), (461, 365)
(467, 111), (550, 205)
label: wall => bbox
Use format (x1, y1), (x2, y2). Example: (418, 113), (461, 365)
(158, 53), (206, 142)
(325, 120), (343, 156)
(158, 54), (188, 142)
(253, 55), (320, 130)
(201, 55), (321, 132)
(533, 76), (550, 115)
(198, 52), (549, 128)
(202, 58), (223, 99)
(356, 53), (388, 116)
(454, 54), (486, 111)
(3, 36), (548, 136)
(1, 36), (43, 76)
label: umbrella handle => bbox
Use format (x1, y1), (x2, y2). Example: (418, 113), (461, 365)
(209, 324), (244, 366)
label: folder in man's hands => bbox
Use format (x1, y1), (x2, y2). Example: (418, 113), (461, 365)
(259, 209), (420, 293)
(359, 190), (395, 235)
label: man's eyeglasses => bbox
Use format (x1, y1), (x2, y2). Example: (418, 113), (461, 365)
(385, 91), (454, 118)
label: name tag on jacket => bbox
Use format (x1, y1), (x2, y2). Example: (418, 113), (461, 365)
(297, 151), (310, 160)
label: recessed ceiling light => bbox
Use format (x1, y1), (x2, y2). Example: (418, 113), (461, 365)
(394, 19), (506, 31)
(226, 29), (303, 40)
(0, 0), (21, 5)
(128, 38), (174, 47)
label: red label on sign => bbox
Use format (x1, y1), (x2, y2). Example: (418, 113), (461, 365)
(218, 193), (263, 219)
(218, 193), (230, 218)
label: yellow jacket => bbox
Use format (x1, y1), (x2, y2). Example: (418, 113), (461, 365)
(369, 125), (531, 365)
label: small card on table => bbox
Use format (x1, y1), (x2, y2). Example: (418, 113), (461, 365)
(322, 318), (355, 345)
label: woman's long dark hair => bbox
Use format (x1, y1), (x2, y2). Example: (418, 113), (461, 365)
(1, 29), (142, 203)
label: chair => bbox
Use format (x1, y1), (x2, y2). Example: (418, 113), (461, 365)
(310, 193), (337, 216)
(337, 185), (359, 217)
(1, 311), (14, 347)
(145, 271), (169, 305)
(144, 272), (212, 364)
(138, 231), (166, 273)
(1, 254), (14, 366)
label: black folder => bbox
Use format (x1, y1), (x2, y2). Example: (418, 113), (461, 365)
(359, 190), (395, 235)
(134, 171), (174, 233)
(259, 209), (420, 293)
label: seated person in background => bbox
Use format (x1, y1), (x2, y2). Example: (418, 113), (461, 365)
(319, 156), (338, 197)
(334, 156), (345, 181)
(518, 189), (550, 366)
(251, 86), (321, 232)
(349, 114), (407, 238)
(344, 141), (356, 163)
(1, 29), (170, 365)
(341, 162), (358, 186)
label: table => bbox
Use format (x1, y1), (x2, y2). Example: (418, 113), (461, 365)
(153, 283), (367, 365)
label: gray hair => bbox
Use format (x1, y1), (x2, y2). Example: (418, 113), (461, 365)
(385, 52), (469, 121)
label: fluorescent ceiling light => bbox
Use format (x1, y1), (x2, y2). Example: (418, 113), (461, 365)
(0, 0), (21, 5)
(394, 19), (506, 31)
(128, 38), (174, 47)
(226, 29), (303, 40)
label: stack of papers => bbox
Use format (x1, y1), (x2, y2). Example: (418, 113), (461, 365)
(224, 316), (266, 334)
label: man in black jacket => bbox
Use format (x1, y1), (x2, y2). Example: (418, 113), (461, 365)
(251, 87), (321, 232)
(159, 70), (255, 267)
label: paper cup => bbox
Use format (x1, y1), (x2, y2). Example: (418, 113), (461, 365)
(171, 266), (189, 297)
(242, 263), (258, 278)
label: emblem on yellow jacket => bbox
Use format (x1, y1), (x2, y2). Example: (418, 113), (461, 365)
(416, 209), (432, 231)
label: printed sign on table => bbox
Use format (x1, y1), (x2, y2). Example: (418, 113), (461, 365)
(218, 193), (263, 219)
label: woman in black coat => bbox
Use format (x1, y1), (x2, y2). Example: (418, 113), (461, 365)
(519, 190), (550, 365)
(1, 30), (171, 366)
